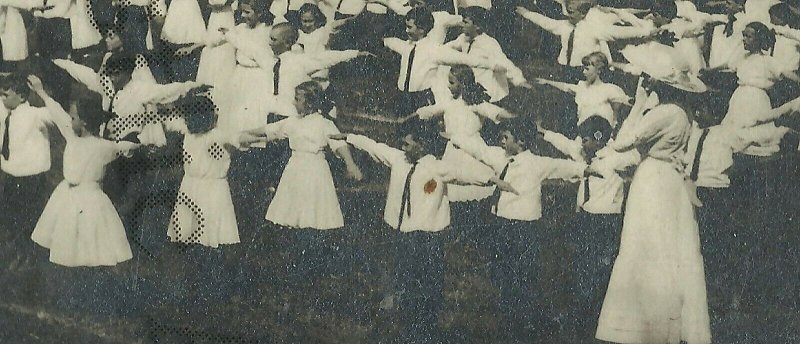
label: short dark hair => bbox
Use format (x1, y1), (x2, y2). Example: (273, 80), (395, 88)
(769, 3), (793, 23)
(0, 74), (30, 100)
(406, 7), (435, 34)
(499, 116), (540, 150)
(460, 6), (488, 30)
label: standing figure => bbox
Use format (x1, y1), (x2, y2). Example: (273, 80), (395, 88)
(595, 51), (712, 344)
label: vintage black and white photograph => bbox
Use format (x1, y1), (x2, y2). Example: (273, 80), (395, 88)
(1, 0), (799, 342)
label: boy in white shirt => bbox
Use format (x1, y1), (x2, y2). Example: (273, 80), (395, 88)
(538, 115), (639, 339)
(0, 74), (62, 267)
(445, 6), (530, 107)
(451, 116), (590, 334)
(383, 6), (506, 116)
(516, 0), (653, 81)
(334, 120), (509, 341)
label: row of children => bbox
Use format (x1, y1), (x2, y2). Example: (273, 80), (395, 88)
(3, 0), (800, 342)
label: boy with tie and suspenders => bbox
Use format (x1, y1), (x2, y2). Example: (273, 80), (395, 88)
(0, 74), (63, 268)
(451, 116), (593, 335)
(333, 119), (511, 341)
(515, 0), (653, 82)
(383, 6), (508, 117)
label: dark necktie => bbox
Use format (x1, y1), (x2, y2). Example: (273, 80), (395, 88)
(286, 0), (291, 13)
(1, 113), (12, 160)
(273, 57), (281, 96)
(565, 28), (576, 65)
(466, 40), (474, 53)
(403, 44), (416, 92)
(583, 176), (591, 205)
(397, 162), (417, 229)
(724, 14), (736, 37)
(336, 0), (344, 12)
(490, 159), (512, 212)
(690, 128), (711, 181)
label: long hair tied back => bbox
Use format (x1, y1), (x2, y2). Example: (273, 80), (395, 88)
(450, 65), (490, 105)
(747, 21), (777, 56)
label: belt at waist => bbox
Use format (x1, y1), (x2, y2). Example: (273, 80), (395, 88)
(291, 150), (324, 156)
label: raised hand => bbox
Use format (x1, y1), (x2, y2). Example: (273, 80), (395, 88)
(27, 75), (46, 95)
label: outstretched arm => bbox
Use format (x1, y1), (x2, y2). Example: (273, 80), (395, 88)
(534, 77), (578, 94)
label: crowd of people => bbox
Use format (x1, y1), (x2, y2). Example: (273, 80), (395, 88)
(2, 0), (800, 342)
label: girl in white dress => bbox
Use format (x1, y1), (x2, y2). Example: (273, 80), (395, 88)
(29, 77), (139, 267)
(257, 81), (363, 229)
(174, 0), (238, 86)
(197, 0), (237, 85)
(595, 55), (711, 344)
(535, 52), (631, 129)
(717, 22), (799, 156)
(162, 97), (263, 247)
(160, 0), (207, 44)
(213, 0), (275, 131)
(417, 66), (514, 202)
(0, 0), (44, 62)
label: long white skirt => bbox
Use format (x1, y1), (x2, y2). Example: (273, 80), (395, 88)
(596, 158), (711, 344)
(442, 142), (495, 202)
(32, 182), (133, 267)
(168, 176), (240, 247)
(215, 65), (272, 132)
(266, 151), (344, 230)
(1, 8), (28, 61)
(196, 10), (236, 86)
(161, 0), (207, 44)
(722, 85), (780, 156)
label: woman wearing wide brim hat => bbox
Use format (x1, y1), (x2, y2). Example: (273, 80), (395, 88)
(594, 45), (713, 344)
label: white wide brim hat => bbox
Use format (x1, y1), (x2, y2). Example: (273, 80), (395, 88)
(622, 42), (708, 93)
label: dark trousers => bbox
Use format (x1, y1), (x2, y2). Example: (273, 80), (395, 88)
(0, 173), (49, 258)
(116, 5), (150, 55)
(485, 219), (540, 328)
(569, 211), (621, 336)
(394, 230), (446, 342)
(696, 187), (738, 321)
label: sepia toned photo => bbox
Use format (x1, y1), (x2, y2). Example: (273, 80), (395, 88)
(1, 0), (799, 342)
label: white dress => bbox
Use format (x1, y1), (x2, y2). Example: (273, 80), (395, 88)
(264, 113), (347, 229)
(161, 0), (207, 44)
(215, 23), (273, 132)
(596, 104), (711, 344)
(418, 99), (500, 202)
(196, 0), (236, 86)
(721, 53), (784, 156)
(68, 0), (102, 50)
(168, 127), (240, 247)
(32, 136), (136, 267)
(0, 4), (28, 61)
